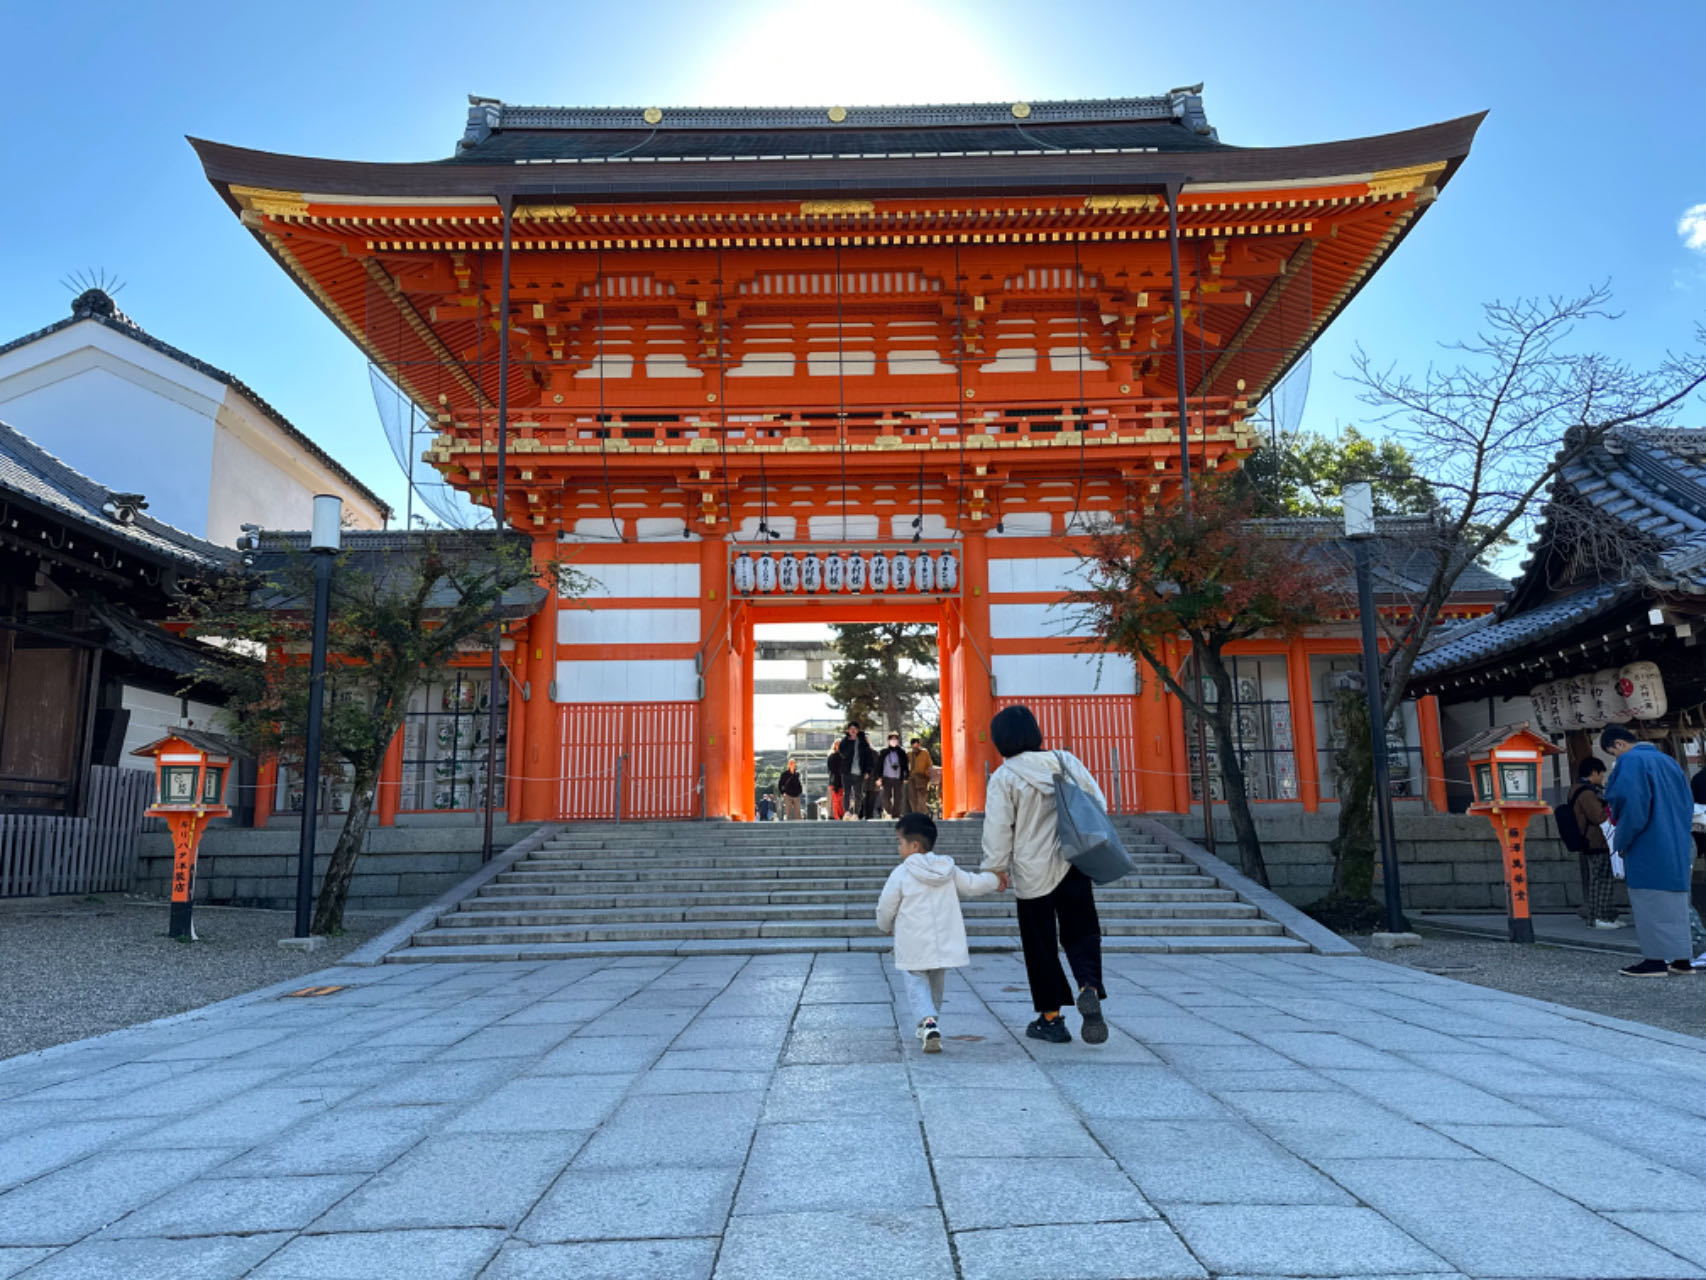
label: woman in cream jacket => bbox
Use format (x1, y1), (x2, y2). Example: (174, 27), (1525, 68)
(979, 705), (1109, 1045)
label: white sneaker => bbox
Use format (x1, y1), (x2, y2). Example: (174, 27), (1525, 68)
(1592, 919), (1628, 930)
(917, 1017), (941, 1053)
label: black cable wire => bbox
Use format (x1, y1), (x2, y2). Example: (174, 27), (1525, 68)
(595, 243), (623, 542)
(837, 240), (848, 541)
(716, 244), (738, 540)
(1067, 237), (1089, 533)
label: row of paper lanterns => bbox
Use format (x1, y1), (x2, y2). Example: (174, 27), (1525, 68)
(733, 550), (959, 595)
(1530, 662), (1667, 735)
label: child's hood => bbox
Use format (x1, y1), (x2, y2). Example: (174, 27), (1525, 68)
(903, 851), (959, 885)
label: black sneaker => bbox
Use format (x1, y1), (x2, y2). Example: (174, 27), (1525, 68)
(1620, 959), (1671, 978)
(1077, 987), (1109, 1045)
(1669, 960), (1697, 976)
(1026, 1014), (1071, 1044)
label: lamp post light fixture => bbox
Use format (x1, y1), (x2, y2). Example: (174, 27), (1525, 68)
(294, 494), (341, 939)
(1343, 482), (1408, 935)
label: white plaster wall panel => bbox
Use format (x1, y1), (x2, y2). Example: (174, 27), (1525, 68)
(989, 557), (1093, 595)
(991, 602), (1089, 640)
(568, 518), (624, 541)
(0, 363), (215, 538)
(887, 514), (952, 539)
(558, 607), (700, 646)
(737, 515), (797, 539)
(635, 517), (697, 541)
(992, 653), (1136, 697)
(808, 514), (880, 540)
(570, 561), (700, 599)
(988, 512), (1053, 537)
(554, 659), (697, 702)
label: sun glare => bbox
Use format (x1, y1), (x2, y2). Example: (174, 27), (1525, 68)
(691, 0), (1019, 106)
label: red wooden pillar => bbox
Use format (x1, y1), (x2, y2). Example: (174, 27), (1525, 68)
(736, 605), (755, 820)
(1135, 657), (1176, 812)
(519, 541), (561, 822)
(699, 536), (734, 819)
(1164, 637), (1192, 814)
(376, 729), (403, 827)
(1288, 637), (1321, 813)
(504, 641), (526, 825)
(936, 609), (957, 817)
(959, 530), (994, 813)
(1418, 694), (1448, 812)
(253, 755), (277, 829)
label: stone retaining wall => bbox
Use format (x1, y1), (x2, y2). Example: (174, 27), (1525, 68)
(1154, 807), (1621, 914)
(135, 822), (547, 915)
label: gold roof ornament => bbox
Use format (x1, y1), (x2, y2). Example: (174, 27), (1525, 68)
(1011, 103), (1032, 119)
(827, 106), (848, 123)
(643, 107), (663, 125)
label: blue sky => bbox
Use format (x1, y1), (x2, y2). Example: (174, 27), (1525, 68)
(4, 0), (1704, 526)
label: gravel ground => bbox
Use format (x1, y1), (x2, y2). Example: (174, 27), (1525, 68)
(0, 896), (389, 1061)
(1361, 928), (1706, 1039)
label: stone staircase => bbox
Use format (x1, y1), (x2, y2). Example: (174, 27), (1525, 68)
(383, 819), (1314, 962)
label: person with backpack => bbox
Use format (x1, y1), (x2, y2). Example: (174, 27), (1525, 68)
(1566, 757), (1623, 929)
(978, 704), (1109, 1046)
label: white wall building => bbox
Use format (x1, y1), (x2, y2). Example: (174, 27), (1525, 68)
(0, 289), (390, 547)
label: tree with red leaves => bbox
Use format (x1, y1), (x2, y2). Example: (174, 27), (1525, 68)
(1073, 480), (1336, 885)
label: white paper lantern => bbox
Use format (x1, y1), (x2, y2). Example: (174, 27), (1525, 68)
(1564, 673), (1596, 729)
(1618, 661), (1667, 720)
(733, 552), (756, 594)
(1590, 668), (1630, 724)
(824, 554), (846, 593)
(937, 550), (959, 591)
(801, 555), (823, 593)
(869, 554), (891, 592)
(914, 553), (935, 593)
(755, 553), (778, 594)
(1529, 685), (1554, 735)
(778, 554), (800, 594)
(847, 554), (867, 593)
(890, 553), (912, 592)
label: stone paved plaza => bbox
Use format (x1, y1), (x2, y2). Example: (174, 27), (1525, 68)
(1, 951), (1704, 1279)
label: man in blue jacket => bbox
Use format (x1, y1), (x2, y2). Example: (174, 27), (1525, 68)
(1600, 725), (1696, 977)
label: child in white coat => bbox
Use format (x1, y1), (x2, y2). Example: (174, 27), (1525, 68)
(876, 813), (1005, 1052)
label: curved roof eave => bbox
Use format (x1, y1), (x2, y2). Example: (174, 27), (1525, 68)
(188, 112), (1485, 206)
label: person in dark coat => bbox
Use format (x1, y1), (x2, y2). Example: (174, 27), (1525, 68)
(777, 759), (805, 821)
(877, 731), (910, 818)
(1601, 725), (1695, 976)
(826, 746), (845, 819)
(1570, 757), (1621, 928)
(837, 723), (876, 820)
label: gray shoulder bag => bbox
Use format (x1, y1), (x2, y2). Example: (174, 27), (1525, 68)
(1052, 752), (1133, 884)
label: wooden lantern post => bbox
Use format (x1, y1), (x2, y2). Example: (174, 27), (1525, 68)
(132, 731), (241, 940)
(1448, 723), (1561, 943)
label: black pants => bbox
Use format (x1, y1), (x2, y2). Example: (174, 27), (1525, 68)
(842, 778), (863, 817)
(1016, 866), (1104, 1013)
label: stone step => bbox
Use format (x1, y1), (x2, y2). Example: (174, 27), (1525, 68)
(409, 916), (1287, 946)
(383, 933), (1313, 963)
(485, 872), (1221, 893)
(463, 886), (1243, 910)
(441, 901), (1261, 927)
(513, 856), (1184, 874)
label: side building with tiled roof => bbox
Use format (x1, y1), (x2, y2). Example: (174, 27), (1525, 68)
(0, 288), (391, 548)
(1411, 426), (1706, 805)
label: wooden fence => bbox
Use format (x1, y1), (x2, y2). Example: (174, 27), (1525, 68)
(558, 702), (701, 820)
(0, 765), (153, 897)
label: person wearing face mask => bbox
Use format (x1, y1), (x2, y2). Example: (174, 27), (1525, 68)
(878, 731), (910, 818)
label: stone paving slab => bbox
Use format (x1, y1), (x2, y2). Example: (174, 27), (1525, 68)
(2, 950), (1705, 1278)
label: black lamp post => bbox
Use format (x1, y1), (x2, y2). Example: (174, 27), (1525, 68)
(294, 493), (341, 938)
(1344, 482), (1408, 933)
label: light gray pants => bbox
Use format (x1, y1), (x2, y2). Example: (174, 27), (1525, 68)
(903, 968), (947, 1023)
(1628, 887), (1692, 961)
